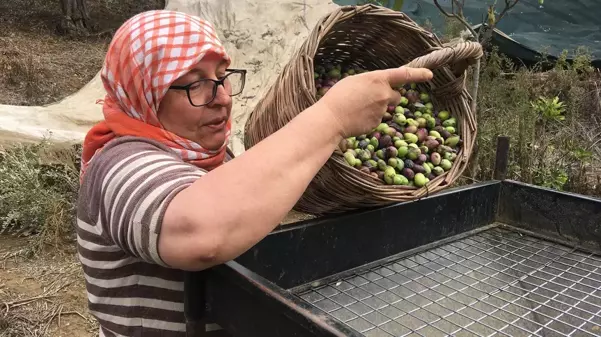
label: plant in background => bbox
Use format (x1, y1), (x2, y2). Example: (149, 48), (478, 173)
(531, 96), (566, 122)
(0, 136), (80, 252)
(534, 167), (568, 191)
(462, 32), (600, 198)
(357, 0), (404, 11)
(357, 0), (385, 6)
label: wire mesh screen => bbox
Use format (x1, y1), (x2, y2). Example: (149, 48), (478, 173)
(294, 227), (601, 337)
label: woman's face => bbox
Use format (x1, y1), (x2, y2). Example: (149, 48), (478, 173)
(158, 53), (232, 151)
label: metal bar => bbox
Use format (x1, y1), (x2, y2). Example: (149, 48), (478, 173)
(398, 242), (569, 336)
(467, 234), (601, 336)
(185, 271), (207, 337)
(296, 228), (601, 337)
(395, 235), (598, 336)
(290, 223), (500, 295)
(435, 249), (585, 334)
(394, 248), (549, 336)
(493, 136), (510, 180)
(300, 231), (529, 336)
(467, 233), (601, 309)
(437, 231), (601, 335)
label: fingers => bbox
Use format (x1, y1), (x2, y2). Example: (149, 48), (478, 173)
(383, 66), (433, 88)
(387, 88), (402, 107)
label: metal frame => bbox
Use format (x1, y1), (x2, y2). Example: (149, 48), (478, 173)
(183, 136), (601, 336)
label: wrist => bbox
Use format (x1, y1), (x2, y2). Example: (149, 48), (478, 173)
(302, 101), (345, 145)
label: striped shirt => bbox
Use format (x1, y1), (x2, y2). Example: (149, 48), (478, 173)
(76, 136), (233, 337)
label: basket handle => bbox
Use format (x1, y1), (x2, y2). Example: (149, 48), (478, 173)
(404, 41), (483, 75)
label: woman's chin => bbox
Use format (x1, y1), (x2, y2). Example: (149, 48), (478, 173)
(197, 135), (227, 151)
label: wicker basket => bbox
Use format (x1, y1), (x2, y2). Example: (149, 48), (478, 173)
(244, 4), (483, 215)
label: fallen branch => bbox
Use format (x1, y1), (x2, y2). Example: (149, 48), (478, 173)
(60, 310), (91, 321)
(1, 293), (57, 314)
(43, 303), (63, 335)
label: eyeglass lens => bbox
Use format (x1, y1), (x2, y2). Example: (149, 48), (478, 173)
(188, 72), (244, 106)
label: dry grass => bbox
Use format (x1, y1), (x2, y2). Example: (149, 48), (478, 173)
(0, 0), (164, 106)
(0, 138), (81, 252)
(0, 238), (97, 337)
(458, 46), (601, 197)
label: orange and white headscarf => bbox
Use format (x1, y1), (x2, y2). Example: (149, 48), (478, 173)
(80, 10), (232, 183)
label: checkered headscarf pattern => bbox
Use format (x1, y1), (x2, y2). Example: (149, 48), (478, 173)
(81, 10), (232, 181)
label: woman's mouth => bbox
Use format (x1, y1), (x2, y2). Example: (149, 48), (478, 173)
(206, 119), (226, 130)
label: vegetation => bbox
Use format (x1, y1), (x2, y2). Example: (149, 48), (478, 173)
(57, 0), (165, 35)
(0, 0), (599, 250)
(465, 47), (601, 195)
(0, 0), (165, 106)
(357, 0), (405, 11)
(0, 138), (81, 251)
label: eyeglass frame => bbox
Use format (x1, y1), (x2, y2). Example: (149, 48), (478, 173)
(169, 68), (247, 107)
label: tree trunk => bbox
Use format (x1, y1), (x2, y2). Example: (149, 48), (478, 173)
(59, 0), (92, 35)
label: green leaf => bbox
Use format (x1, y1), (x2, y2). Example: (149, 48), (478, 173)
(391, 0), (404, 11)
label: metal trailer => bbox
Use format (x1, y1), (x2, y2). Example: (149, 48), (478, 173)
(184, 138), (601, 337)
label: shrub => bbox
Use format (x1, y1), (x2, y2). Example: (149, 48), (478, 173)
(465, 46), (601, 197)
(0, 137), (80, 251)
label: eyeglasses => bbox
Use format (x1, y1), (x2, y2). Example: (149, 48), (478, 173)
(169, 68), (247, 107)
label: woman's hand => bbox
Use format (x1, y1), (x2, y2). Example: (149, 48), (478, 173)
(159, 66), (433, 271)
(318, 67), (433, 138)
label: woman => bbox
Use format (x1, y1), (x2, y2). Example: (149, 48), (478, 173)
(76, 9), (432, 337)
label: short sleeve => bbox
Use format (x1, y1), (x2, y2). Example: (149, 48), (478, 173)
(79, 137), (206, 267)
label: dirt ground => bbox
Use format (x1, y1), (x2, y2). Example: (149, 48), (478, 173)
(0, 0), (164, 106)
(0, 236), (98, 337)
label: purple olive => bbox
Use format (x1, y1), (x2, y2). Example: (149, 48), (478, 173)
(379, 135), (392, 149)
(406, 90), (419, 104)
(413, 165), (426, 174)
(386, 146), (399, 159)
(402, 168), (415, 180)
(389, 122), (403, 132)
(416, 128), (428, 142)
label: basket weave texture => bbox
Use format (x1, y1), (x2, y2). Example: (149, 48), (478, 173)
(244, 4), (484, 215)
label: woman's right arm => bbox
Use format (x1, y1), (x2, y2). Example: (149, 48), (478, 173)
(159, 67), (433, 271)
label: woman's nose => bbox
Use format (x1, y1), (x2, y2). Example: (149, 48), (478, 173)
(209, 83), (231, 107)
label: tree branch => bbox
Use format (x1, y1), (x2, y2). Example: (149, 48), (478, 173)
(433, 0), (478, 39)
(433, 0), (454, 18)
(453, 0), (464, 18)
(496, 0), (519, 24)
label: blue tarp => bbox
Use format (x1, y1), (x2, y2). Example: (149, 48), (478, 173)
(334, 0), (601, 68)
